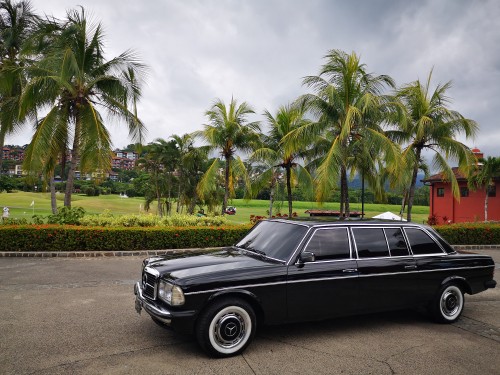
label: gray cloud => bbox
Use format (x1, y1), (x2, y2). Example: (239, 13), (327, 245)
(8, 0), (499, 159)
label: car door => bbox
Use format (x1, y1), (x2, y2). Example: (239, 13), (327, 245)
(286, 227), (359, 322)
(353, 226), (420, 313)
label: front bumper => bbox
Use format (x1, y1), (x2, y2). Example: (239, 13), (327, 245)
(134, 282), (173, 325)
(134, 282), (197, 333)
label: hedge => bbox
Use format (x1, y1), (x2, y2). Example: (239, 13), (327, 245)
(0, 224), (252, 252)
(434, 223), (500, 245)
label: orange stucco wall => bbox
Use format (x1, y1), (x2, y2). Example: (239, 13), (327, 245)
(429, 181), (500, 223)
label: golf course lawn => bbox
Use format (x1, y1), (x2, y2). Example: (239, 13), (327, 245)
(0, 191), (430, 224)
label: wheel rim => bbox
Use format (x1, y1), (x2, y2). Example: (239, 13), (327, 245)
(209, 306), (252, 354)
(440, 286), (463, 319)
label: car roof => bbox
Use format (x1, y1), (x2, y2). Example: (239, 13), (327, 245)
(267, 218), (427, 229)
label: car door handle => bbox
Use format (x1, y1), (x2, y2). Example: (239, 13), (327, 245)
(342, 268), (358, 273)
(404, 265), (417, 270)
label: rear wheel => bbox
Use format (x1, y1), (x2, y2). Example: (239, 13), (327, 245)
(196, 298), (256, 357)
(431, 283), (464, 323)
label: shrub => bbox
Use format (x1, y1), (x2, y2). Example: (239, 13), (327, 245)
(78, 213), (229, 227)
(0, 224), (252, 252)
(434, 223), (500, 245)
(47, 207), (86, 225)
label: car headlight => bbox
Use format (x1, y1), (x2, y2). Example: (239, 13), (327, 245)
(158, 280), (185, 306)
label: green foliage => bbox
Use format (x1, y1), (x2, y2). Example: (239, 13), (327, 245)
(0, 217), (28, 225)
(47, 207), (86, 225)
(0, 225), (252, 252)
(78, 213), (228, 227)
(434, 223), (500, 245)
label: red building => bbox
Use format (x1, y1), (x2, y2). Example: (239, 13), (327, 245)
(423, 149), (500, 224)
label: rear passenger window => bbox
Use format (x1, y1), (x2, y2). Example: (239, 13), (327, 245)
(304, 228), (350, 261)
(384, 228), (410, 256)
(352, 228), (389, 258)
(404, 228), (444, 255)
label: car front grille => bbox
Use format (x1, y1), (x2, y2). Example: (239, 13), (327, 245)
(142, 271), (157, 300)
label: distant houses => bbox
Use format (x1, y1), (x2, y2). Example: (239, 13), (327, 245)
(1, 146), (137, 180)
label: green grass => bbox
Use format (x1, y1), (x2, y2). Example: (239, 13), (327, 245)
(224, 199), (429, 224)
(0, 192), (429, 224)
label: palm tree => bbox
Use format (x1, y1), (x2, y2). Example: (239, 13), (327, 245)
(469, 156), (500, 222)
(284, 50), (400, 218)
(0, 0), (38, 169)
(170, 133), (209, 214)
(20, 7), (146, 207)
(393, 70), (478, 221)
(194, 98), (260, 215)
(251, 103), (312, 218)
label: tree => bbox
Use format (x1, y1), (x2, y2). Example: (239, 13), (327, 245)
(0, 0), (38, 168)
(137, 139), (179, 217)
(20, 7), (146, 208)
(393, 70), (478, 221)
(251, 103), (312, 218)
(469, 156), (500, 222)
(195, 98), (260, 215)
(170, 133), (209, 214)
(285, 50), (399, 217)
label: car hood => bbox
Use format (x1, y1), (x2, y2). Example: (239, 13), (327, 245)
(145, 248), (283, 283)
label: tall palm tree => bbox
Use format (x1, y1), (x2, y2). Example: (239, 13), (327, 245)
(284, 50), (400, 217)
(0, 0), (38, 169)
(468, 156), (500, 222)
(393, 70), (478, 221)
(170, 133), (209, 214)
(20, 7), (146, 207)
(251, 103), (312, 218)
(194, 98), (260, 215)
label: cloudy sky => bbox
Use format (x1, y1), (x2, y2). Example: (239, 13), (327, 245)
(7, 0), (500, 160)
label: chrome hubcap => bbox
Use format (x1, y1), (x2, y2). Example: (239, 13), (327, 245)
(441, 289), (461, 317)
(214, 313), (246, 348)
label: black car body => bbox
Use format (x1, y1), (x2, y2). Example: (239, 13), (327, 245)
(134, 220), (496, 357)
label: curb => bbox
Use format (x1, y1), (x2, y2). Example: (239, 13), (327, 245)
(0, 248), (223, 258)
(0, 246), (499, 257)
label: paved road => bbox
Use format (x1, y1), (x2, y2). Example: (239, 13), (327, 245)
(0, 250), (499, 375)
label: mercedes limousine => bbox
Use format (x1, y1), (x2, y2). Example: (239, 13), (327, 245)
(134, 220), (496, 357)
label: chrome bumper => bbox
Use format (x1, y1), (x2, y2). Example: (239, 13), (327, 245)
(134, 282), (172, 325)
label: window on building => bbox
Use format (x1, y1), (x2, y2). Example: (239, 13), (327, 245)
(488, 185), (496, 197)
(437, 188), (445, 197)
(404, 228), (443, 255)
(304, 228), (351, 261)
(460, 187), (469, 197)
(352, 228), (389, 258)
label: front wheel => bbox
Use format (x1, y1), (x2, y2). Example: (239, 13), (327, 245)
(431, 283), (464, 323)
(196, 298), (256, 357)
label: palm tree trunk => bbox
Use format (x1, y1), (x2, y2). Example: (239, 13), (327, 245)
(64, 119), (81, 208)
(407, 147), (422, 222)
(340, 166), (348, 219)
(286, 166), (292, 218)
(223, 157), (230, 215)
(269, 171), (276, 219)
(177, 173), (182, 214)
(0, 137), (4, 175)
(50, 173), (57, 214)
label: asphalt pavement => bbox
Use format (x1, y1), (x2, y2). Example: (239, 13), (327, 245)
(0, 250), (499, 375)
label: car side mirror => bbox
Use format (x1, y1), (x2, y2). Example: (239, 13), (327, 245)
(299, 251), (316, 264)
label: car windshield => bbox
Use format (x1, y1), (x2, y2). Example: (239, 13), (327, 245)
(235, 221), (308, 261)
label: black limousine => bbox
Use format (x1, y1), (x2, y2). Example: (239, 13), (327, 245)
(134, 220), (496, 357)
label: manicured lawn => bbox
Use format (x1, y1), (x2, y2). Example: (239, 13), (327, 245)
(0, 192), (429, 224)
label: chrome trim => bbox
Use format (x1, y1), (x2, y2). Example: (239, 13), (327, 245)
(286, 226), (315, 266)
(182, 264), (494, 296)
(144, 266), (160, 277)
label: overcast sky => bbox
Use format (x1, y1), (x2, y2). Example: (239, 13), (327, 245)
(6, 0), (500, 161)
